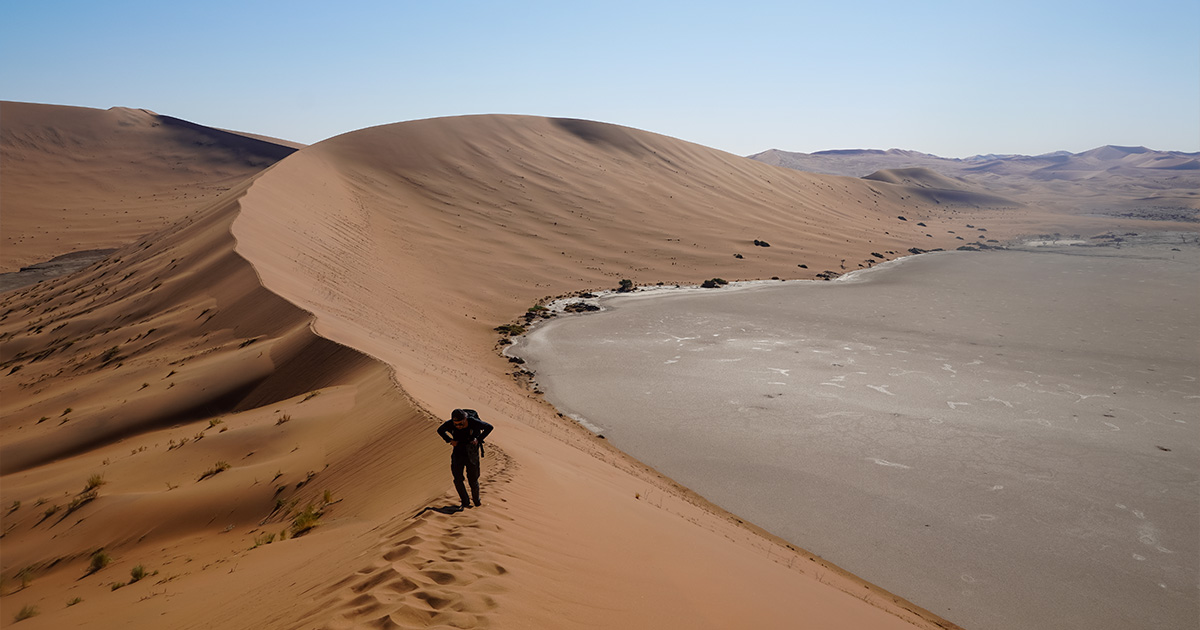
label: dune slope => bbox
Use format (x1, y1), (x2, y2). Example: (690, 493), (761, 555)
(0, 111), (1074, 629)
(0, 101), (299, 273)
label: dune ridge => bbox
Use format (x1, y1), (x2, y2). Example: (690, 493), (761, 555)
(0, 101), (299, 274)
(7, 105), (1190, 628)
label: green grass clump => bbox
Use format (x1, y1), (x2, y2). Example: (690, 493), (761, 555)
(130, 565), (147, 583)
(494, 323), (526, 336)
(291, 504), (322, 537)
(14, 605), (38, 622)
(67, 597), (83, 607)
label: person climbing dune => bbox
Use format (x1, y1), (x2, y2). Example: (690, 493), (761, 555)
(436, 408), (493, 509)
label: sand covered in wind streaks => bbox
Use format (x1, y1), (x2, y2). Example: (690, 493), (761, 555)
(4, 104), (1191, 629)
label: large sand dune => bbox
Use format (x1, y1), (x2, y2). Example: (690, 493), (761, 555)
(3, 104), (1193, 628)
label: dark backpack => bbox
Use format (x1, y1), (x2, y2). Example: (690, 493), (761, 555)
(461, 409), (485, 458)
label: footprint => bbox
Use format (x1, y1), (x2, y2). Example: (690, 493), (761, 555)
(352, 567), (401, 593)
(472, 561), (508, 576)
(383, 545), (416, 561)
(413, 589), (455, 610)
(422, 569), (463, 586)
(384, 577), (419, 594)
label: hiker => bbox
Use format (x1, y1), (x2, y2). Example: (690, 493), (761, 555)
(436, 408), (493, 509)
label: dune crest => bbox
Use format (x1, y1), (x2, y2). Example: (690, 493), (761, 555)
(0, 101), (299, 274)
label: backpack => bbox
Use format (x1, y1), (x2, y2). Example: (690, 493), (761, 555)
(461, 409), (485, 458)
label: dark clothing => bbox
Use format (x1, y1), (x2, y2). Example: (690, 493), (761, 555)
(436, 416), (493, 505)
(451, 448), (481, 506)
(436, 417), (494, 453)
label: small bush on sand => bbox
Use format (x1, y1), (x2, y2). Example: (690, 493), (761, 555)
(84, 474), (106, 492)
(494, 323), (526, 336)
(87, 550), (111, 575)
(14, 605), (38, 622)
(130, 565), (147, 582)
(67, 597), (83, 607)
(291, 504), (322, 537)
(198, 461), (230, 481)
(275, 414), (292, 426)
(65, 489), (98, 516)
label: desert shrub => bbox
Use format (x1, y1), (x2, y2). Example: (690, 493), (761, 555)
(275, 414), (292, 426)
(291, 504), (322, 537)
(130, 565), (147, 582)
(66, 489), (98, 515)
(66, 597), (83, 607)
(198, 461), (230, 481)
(493, 323), (526, 336)
(84, 474), (106, 492)
(208, 418), (223, 429)
(87, 550), (111, 575)
(14, 605), (37, 622)
(617, 279), (634, 292)
(100, 346), (120, 363)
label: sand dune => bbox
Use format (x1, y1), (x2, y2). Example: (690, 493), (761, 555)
(4, 105), (1192, 628)
(0, 101), (298, 274)
(754, 144), (1200, 217)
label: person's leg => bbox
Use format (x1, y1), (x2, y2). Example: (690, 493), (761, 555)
(450, 452), (470, 506)
(466, 449), (482, 506)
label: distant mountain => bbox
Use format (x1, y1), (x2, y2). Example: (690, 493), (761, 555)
(749, 145), (1200, 217)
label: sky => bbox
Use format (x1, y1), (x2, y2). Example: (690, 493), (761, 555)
(2, 0), (1197, 157)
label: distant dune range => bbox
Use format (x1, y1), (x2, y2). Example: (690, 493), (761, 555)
(750, 145), (1200, 221)
(2, 102), (1196, 629)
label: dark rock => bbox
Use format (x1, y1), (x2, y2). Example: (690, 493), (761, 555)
(870, 252), (884, 259)
(908, 247), (927, 255)
(916, 222), (927, 227)
(734, 253), (744, 259)
(815, 270), (841, 281)
(897, 216), (907, 221)
(753, 239), (771, 247)
(797, 264), (808, 268)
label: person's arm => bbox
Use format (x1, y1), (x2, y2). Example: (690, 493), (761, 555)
(436, 420), (455, 444)
(473, 419), (494, 443)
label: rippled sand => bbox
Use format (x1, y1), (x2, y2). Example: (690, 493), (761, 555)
(515, 234), (1200, 630)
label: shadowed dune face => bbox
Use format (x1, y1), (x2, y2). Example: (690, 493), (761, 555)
(0, 168), (446, 597)
(0, 101), (299, 272)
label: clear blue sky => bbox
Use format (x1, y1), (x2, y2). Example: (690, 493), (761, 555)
(2, 0), (1197, 157)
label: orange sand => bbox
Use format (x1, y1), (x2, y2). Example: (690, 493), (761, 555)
(3, 102), (1194, 629)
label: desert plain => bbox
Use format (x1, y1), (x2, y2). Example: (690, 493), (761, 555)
(0, 100), (1197, 629)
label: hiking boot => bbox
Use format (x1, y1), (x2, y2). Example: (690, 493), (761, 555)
(461, 502), (473, 510)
